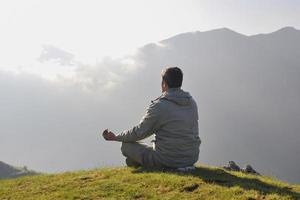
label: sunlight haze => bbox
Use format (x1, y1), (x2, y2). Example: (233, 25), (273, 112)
(1, 0), (300, 79)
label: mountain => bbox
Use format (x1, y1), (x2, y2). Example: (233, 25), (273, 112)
(0, 161), (36, 179)
(123, 27), (300, 183)
(0, 166), (299, 199)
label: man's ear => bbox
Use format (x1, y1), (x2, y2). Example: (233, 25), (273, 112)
(162, 80), (166, 87)
(163, 80), (168, 88)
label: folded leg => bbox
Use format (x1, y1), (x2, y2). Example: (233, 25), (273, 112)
(121, 142), (164, 168)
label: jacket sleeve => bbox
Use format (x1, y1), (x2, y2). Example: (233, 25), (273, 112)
(115, 101), (162, 142)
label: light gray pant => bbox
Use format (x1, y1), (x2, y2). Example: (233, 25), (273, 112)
(121, 142), (164, 168)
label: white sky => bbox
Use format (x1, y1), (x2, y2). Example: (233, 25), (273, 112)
(0, 0), (299, 79)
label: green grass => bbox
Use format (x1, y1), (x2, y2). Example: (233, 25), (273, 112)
(0, 165), (299, 200)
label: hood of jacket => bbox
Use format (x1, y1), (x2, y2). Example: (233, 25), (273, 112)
(160, 87), (192, 106)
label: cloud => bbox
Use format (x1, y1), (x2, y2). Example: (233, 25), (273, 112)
(33, 44), (145, 93)
(38, 45), (75, 66)
(0, 69), (142, 173)
(53, 55), (144, 93)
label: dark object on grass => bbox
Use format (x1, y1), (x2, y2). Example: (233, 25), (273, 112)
(223, 161), (241, 171)
(223, 161), (261, 176)
(181, 183), (199, 192)
(241, 165), (260, 175)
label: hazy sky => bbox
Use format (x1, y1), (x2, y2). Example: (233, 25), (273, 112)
(1, 0), (300, 183)
(0, 0), (300, 80)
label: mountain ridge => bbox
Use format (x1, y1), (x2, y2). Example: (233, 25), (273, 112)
(0, 160), (36, 179)
(160, 26), (300, 44)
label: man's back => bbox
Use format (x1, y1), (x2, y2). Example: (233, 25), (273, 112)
(153, 87), (201, 168)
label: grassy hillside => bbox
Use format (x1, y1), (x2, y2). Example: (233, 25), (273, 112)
(0, 165), (299, 200)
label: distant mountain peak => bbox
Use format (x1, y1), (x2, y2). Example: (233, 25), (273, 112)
(271, 26), (300, 35)
(208, 27), (242, 33)
(204, 27), (247, 37)
(0, 160), (36, 179)
(161, 27), (246, 44)
(277, 26), (298, 31)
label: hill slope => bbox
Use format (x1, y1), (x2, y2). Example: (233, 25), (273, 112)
(0, 165), (299, 200)
(0, 161), (36, 180)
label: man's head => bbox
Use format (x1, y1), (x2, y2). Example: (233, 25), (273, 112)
(161, 67), (183, 92)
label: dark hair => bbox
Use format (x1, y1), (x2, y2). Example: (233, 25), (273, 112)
(161, 67), (183, 88)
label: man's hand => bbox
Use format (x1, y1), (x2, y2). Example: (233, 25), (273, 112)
(102, 129), (117, 141)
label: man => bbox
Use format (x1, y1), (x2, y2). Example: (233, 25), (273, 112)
(102, 67), (201, 169)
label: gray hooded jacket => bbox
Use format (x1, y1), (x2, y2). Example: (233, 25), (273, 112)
(115, 87), (201, 168)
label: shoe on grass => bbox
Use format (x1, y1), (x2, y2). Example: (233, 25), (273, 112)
(125, 158), (141, 168)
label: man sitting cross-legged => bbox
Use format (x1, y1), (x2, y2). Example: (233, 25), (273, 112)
(102, 67), (201, 170)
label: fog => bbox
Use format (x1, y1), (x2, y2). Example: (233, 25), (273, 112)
(1, 27), (300, 183)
